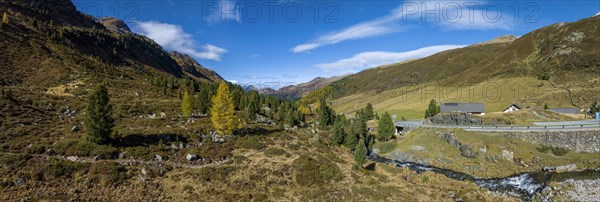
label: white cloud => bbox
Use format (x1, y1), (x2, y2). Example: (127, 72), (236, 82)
(228, 80), (239, 84)
(292, 1), (513, 53)
(291, 10), (407, 53)
(133, 21), (228, 61)
(315, 45), (466, 74)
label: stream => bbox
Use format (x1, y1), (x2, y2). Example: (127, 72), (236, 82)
(369, 154), (600, 201)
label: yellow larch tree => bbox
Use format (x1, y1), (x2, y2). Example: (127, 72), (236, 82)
(210, 82), (237, 135)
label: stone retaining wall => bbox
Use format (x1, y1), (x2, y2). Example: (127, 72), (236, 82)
(482, 130), (600, 153)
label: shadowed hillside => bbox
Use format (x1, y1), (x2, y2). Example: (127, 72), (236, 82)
(0, 0), (222, 88)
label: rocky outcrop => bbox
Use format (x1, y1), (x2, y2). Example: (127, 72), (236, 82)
(543, 164), (577, 173)
(442, 132), (478, 158)
(459, 144), (477, 158)
(541, 179), (600, 201)
(425, 113), (483, 126)
(387, 151), (431, 166)
(483, 130), (600, 153)
(169, 51), (223, 82)
(99, 17), (132, 34)
(442, 132), (461, 148)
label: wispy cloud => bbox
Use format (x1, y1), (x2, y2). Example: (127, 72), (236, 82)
(133, 21), (228, 61)
(315, 45), (466, 74)
(292, 1), (514, 53)
(291, 10), (408, 53)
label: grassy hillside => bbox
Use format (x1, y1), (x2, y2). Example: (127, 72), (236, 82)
(332, 77), (585, 119)
(305, 16), (600, 118)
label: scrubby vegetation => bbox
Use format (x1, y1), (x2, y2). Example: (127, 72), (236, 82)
(293, 155), (342, 186)
(537, 146), (570, 156)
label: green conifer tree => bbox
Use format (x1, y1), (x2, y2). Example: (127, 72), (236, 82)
(377, 112), (395, 141)
(332, 119), (345, 145)
(84, 85), (115, 144)
(354, 139), (367, 167)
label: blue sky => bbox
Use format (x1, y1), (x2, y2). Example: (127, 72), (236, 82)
(73, 0), (600, 88)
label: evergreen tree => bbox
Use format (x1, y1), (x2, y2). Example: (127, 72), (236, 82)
(544, 103), (549, 110)
(181, 90), (193, 118)
(354, 139), (367, 167)
(318, 99), (334, 128)
(84, 85), (115, 144)
(377, 112), (395, 141)
(210, 82), (237, 135)
(197, 86), (211, 114)
(345, 126), (358, 150)
(364, 103), (374, 120)
(332, 119), (345, 145)
(354, 118), (368, 140)
(230, 84), (243, 110)
(245, 90), (260, 121)
(424, 99), (439, 118)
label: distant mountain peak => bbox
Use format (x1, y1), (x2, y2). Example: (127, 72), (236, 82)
(99, 17), (131, 34)
(263, 75), (346, 100)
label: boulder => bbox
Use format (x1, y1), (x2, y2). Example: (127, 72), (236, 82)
(479, 146), (487, 154)
(66, 156), (78, 162)
(14, 178), (25, 186)
(155, 154), (163, 161)
(442, 133), (461, 148)
(64, 109), (76, 117)
(71, 125), (80, 132)
(460, 144), (477, 158)
(186, 154), (200, 161)
(502, 150), (514, 162)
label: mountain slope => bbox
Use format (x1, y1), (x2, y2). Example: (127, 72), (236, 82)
(308, 16), (600, 118)
(169, 51), (223, 83)
(0, 0), (222, 88)
(266, 76), (345, 100)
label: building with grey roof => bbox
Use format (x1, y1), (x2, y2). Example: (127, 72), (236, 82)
(440, 103), (486, 115)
